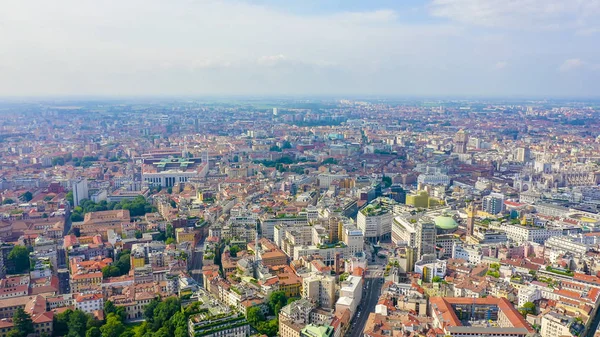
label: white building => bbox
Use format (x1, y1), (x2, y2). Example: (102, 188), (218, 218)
(74, 293), (103, 314)
(502, 224), (562, 244)
(72, 179), (89, 208)
(540, 312), (574, 337)
(335, 275), (363, 316)
(357, 207), (392, 243)
(482, 192), (505, 215)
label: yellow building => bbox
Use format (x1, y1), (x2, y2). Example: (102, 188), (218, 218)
(71, 272), (102, 293)
(131, 255), (145, 268)
(405, 191), (445, 208)
(176, 227), (196, 244)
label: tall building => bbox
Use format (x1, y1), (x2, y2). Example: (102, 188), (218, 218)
(415, 220), (436, 260)
(516, 147), (530, 163)
(357, 199), (393, 243)
(390, 184), (406, 203)
(453, 129), (469, 154)
(328, 217), (340, 244)
(72, 179), (89, 208)
(466, 202), (476, 237)
(302, 273), (336, 309)
(482, 193), (505, 215)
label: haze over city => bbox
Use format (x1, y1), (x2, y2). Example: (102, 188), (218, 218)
(4, 2), (600, 337)
(2, 0), (600, 97)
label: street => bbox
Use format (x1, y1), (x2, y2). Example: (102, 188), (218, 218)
(349, 271), (384, 337)
(190, 239), (205, 284)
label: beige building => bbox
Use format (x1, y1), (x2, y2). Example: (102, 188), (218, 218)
(302, 273), (336, 309)
(540, 312), (574, 337)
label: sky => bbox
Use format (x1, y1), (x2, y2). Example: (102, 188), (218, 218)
(1, 0), (600, 98)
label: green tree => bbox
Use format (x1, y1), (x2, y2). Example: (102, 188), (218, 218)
(166, 238), (175, 245)
(143, 298), (160, 321)
(102, 265), (121, 278)
(135, 230), (143, 239)
(382, 176), (392, 188)
(432, 276), (442, 283)
(85, 327), (101, 337)
(268, 291), (287, 316)
(67, 310), (89, 337)
(166, 224), (174, 239)
(229, 245), (241, 258)
(70, 213), (84, 222)
(522, 302), (536, 315)
(8, 245), (30, 274)
(12, 307), (33, 337)
(104, 301), (117, 316)
(100, 314), (125, 337)
(21, 191), (33, 202)
(247, 307), (265, 326)
(2, 198), (14, 205)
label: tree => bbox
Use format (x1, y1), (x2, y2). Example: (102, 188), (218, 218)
(135, 230), (143, 239)
(247, 307), (264, 326)
(382, 176), (392, 188)
(100, 314), (125, 337)
(12, 307), (33, 337)
(104, 301), (117, 316)
(229, 245), (241, 258)
(70, 213), (84, 222)
(102, 265), (121, 278)
(85, 327), (101, 337)
(2, 198), (14, 205)
(268, 291), (287, 316)
(65, 191), (74, 207)
(432, 276), (442, 283)
(165, 237), (175, 245)
(67, 310), (89, 337)
(522, 302), (536, 315)
(143, 298), (160, 321)
(8, 245), (30, 274)
(21, 192), (33, 202)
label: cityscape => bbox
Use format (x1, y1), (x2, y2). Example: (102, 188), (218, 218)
(0, 98), (600, 337)
(2, 1), (600, 337)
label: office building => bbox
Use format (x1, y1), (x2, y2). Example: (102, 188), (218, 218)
(72, 179), (89, 208)
(482, 193), (505, 215)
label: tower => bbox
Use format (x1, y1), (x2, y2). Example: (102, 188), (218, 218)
(466, 202), (476, 237)
(453, 129), (469, 154)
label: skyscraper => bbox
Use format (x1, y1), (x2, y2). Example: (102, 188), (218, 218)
(415, 220), (436, 260)
(72, 179), (89, 208)
(466, 202), (476, 237)
(453, 129), (469, 154)
(482, 193), (505, 215)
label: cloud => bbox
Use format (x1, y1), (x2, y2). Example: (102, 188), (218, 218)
(0, 0), (598, 97)
(494, 61), (508, 70)
(429, 0), (600, 31)
(559, 58), (585, 72)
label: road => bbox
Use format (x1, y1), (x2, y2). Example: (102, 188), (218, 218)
(190, 239), (205, 284)
(62, 204), (72, 236)
(348, 267), (384, 337)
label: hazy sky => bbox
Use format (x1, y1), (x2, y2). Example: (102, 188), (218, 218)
(1, 0), (600, 97)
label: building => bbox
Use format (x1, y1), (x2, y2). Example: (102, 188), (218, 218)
(72, 179), (89, 208)
(279, 299), (316, 337)
(540, 312), (575, 337)
(454, 129), (469, 154)
(357, 201), (392, 243)
(430, 297), (534, 337)
(74, 292), (103, 314)
(415, 220), (436, 260)
(302, 273), (336, 309)
(335, 275), (363, 315)
(503, 224), (562, 245)
(188, 311), (250, 337)
(142, 157), (208, 187)
(516, 147), (530, 163)
(414, 254), (447, 282)
(176, 227), (196, 244)
(482, 193), (505, 215)
(300, 324), (334, 337)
